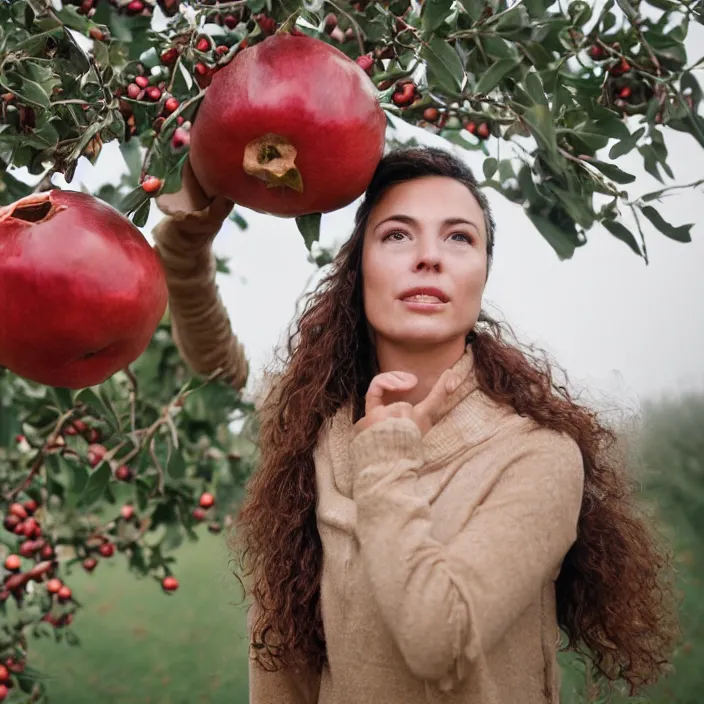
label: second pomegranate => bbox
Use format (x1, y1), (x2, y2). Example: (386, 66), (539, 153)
(189, 33), (387, 218)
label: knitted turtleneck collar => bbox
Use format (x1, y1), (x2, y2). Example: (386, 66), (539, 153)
(316, 345), (508, 535)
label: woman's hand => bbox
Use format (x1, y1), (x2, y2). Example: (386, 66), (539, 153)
(155, 158), (234, 243)
(354, 369), (460, 437)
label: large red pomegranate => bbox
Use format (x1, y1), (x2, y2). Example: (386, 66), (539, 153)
(0, 190), (167, 388)
(190, 33), (387, 217)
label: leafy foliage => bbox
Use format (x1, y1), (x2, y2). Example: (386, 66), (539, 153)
(0, 0), (701, 258)
(0, 315), (256, 700)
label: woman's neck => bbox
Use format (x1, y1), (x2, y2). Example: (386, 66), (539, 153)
(375, 337), (468, 406)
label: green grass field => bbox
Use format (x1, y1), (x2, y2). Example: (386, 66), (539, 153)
(26, 525), (704, 704)
(29, 533), (251, 704)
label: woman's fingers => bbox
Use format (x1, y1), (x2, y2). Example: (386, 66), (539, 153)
(364, 372), (417, 415)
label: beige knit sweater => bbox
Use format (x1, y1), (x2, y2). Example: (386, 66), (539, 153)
(248, 348), (585, 703)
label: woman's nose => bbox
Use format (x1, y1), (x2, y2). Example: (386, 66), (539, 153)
(414, 237), (442, 272)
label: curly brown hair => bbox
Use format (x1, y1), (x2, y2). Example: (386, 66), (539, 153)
(232, 146), (679, 693)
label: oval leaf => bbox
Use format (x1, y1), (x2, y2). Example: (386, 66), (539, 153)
(639, 205), (692, 242)
(483, 157), (498, 179)
(422, 37), (464, 93)
(585, 158), (636, 184)
(608, 127), (646, 160)
(602, 219), (642, 255)
(80, 462), (111, 507)
(474, 58), (518, 95)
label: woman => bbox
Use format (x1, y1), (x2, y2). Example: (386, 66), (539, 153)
(158, 146), (678, 703)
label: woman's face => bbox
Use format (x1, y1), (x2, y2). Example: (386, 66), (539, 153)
(361, 176), (488, 351)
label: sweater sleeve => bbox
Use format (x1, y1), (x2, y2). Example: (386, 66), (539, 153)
(247, 600), (322, 704)
(349, 417), (584, 683)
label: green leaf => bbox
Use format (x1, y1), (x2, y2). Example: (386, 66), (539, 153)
(526, 211), (579, 260)
(458, 0), (484, 21)
(422, 37), (464, 93)
(80, 462), (111, 507)
(422, 0), (454, 33)
(120, 141), (143, 183)
(167, 449), (186, 479)
(640, 179), (704, 202)
(638, 145), (663, 184)
(602, 219), (642, 255)
(608, 127), (645, 159)
(523, 103), (557, 156)
(51, 388), (74, 412)
(60, 456), (89, 503)
(615, 0), (638, 21)
(645, 0), (678, 8)
(296, 212), (322, 251)
(3, 74), (50, 108)
(132, 199), (150, 228)
(639, 205), (692, 243)
(524, 71), (548, 106)
(474, 58), (518, 94)
(118, 186), (150, 216)
(74, 387), (119, 431)
(585, 158), (636, 184)
(483, 157), (498, 179)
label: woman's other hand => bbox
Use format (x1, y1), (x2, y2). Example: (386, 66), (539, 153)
(155, 158), (234, 243)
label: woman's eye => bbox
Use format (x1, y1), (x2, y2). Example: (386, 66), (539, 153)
(450, 232), (472, 243)
(382, 231), (407, 242)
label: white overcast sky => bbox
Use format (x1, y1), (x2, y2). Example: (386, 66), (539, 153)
(42, 11), (703, 415)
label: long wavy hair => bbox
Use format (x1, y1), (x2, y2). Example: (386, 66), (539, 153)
(232, 146), (679, 692)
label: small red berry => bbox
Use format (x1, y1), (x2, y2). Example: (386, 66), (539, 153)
(72, 420), (88, 434)
(0, 664), (8, 682)
(19, 541), (37, 558)
(83, 557), (98, 572)
(356, 54), (374, 74)
(3, 515), (20, 532)
(224, 14), (238, 28)
(160, 47), (178, 65)
(146, 86), (161, 101)
(192, 507), (206, 521)
(171, 127), (190, 149)
(164, 96), (179, 114)
(134, 75), (149, 89)
(589, 45), (604, 60)
(0, 684), (8, 701)
(423, 107), (439, 122)
(465, 121), (477, 134)
(6, 658), (24, 674)
(9, 503), (28, 520)
(4, 555), (21, 571)
(64, 425), (78, 436)
(196, 37), (210, 52)
(115, 465), (133, 482)
(194, 62), (209, 76)
(141, 176), (163, 194)
(87, 444), (107, 467)
(476, 122), (491, 140)
(120, 505), (134, 520)
(87, 428), (101, 444)
(127, 0), (144, 11)
(46, 578), (62, 594)
(215, 45), (229, 57)
(23, 498), (38, 514)
(40, 544), (54, 560)
(162, 576), (179, 592)
(199, 492), (215, 509)
(15, 434), (25, 444)
(99, 542), (115, 558)
(23, 518), (40, 538)
(13, 522), (25, 536)
(58, 585), (72, 602)
(619, 86), (632, 99)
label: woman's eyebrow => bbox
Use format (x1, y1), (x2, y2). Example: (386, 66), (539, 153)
(374, 214), (479, 231)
